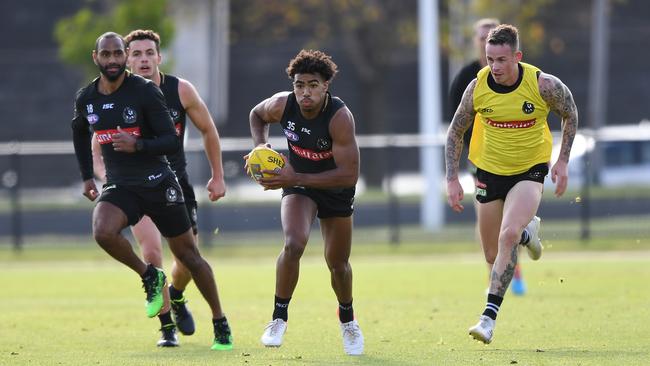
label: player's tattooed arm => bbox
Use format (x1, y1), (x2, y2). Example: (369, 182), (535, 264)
(445, 79), (477, 181)
(539, 73), (579, 163)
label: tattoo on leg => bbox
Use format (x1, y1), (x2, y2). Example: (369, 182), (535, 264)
(491, 244), (519, 297)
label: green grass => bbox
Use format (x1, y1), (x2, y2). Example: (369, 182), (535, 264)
(1, 242), (649, 365)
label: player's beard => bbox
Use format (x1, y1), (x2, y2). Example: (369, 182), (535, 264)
(99, 63), (126, 81)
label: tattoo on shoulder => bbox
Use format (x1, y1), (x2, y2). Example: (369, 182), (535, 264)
(539, 73), (576, 119)
(539, 73), (578, 162)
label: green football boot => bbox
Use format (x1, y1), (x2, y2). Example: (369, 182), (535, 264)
(211, 318), (233, 351)
(141, 265), (166, 318)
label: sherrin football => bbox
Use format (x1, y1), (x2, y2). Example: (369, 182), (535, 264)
(246, 146), (285, 181)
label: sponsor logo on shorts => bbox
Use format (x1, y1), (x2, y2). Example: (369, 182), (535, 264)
(148, 173), (163, 181)
(166, 187), (178, 202)
(476, 188), (487, 197)
(284, 129), (299, 141)
(122, 107), (137, 124)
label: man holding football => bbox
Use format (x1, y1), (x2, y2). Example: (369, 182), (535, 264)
(247, 49), (364, 355)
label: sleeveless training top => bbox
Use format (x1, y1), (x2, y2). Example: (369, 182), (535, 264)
(279, 92), (345, 174)
(469, 62), (552, 175)
(158, 73), (188, 174)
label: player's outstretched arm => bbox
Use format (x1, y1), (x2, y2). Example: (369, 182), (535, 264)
(539, 72), (579, 197)
(179, 78), (225, 201)
(445, 79), (477, 212)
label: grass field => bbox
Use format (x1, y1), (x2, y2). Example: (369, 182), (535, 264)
(1, 238), (649, 366)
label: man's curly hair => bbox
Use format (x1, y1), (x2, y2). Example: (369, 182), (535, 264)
(124, 29), (161, 53)
(286, 49), (338, 81)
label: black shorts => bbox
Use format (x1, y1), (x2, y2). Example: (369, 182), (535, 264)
(282, 186), (355, 219)
(98, 174), (191, 238)
(176, 171), (198, 234)
(475, 163), (548, 204)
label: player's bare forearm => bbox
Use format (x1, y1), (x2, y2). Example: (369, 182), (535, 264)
(294, 141), (359, 189)
(202, 128), (224, 179)
(249, 109), (270, 146)
(539, 73), (579, 163)
(445, 80), (476, 181)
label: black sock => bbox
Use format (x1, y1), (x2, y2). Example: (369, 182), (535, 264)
(158, 311), (174, 328)
(338, 300), (354, 323)
(482, 293), (504, 320)
(272, 296), (291, 321)
(142, 264), (156, 279)
(520, 229), (530, 245)
(213, 316), (230, 333)
(169, 285), (184, 301)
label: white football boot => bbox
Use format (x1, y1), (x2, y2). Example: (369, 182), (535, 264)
(468, 315), (495, 344)
(260, 319), (287, 347)
(523, 216), (543, 260)
(340, 319), (364, 355)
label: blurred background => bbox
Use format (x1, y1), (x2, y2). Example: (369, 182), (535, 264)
(1, 0), (649, 250)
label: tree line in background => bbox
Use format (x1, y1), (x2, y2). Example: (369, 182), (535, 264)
(54, 0), (556, 185)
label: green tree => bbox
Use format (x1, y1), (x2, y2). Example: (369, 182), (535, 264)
(54, 0), (174, 82)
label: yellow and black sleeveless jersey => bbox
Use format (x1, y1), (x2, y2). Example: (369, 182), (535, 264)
(468, 62), (551, 175)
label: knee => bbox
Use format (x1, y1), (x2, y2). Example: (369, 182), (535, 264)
(326, 257), (351, 276)
(174, 249), (203, 272)
(93, 226), (118, 247)
(282, 237), (307, 260)
(140, 242), (163, 264)
(499, 226), (521, 248)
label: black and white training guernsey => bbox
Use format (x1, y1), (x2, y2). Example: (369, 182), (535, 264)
(279, 92), (346, 175)
(71, 72), (179, 187)
(158, 73), (188, 174)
